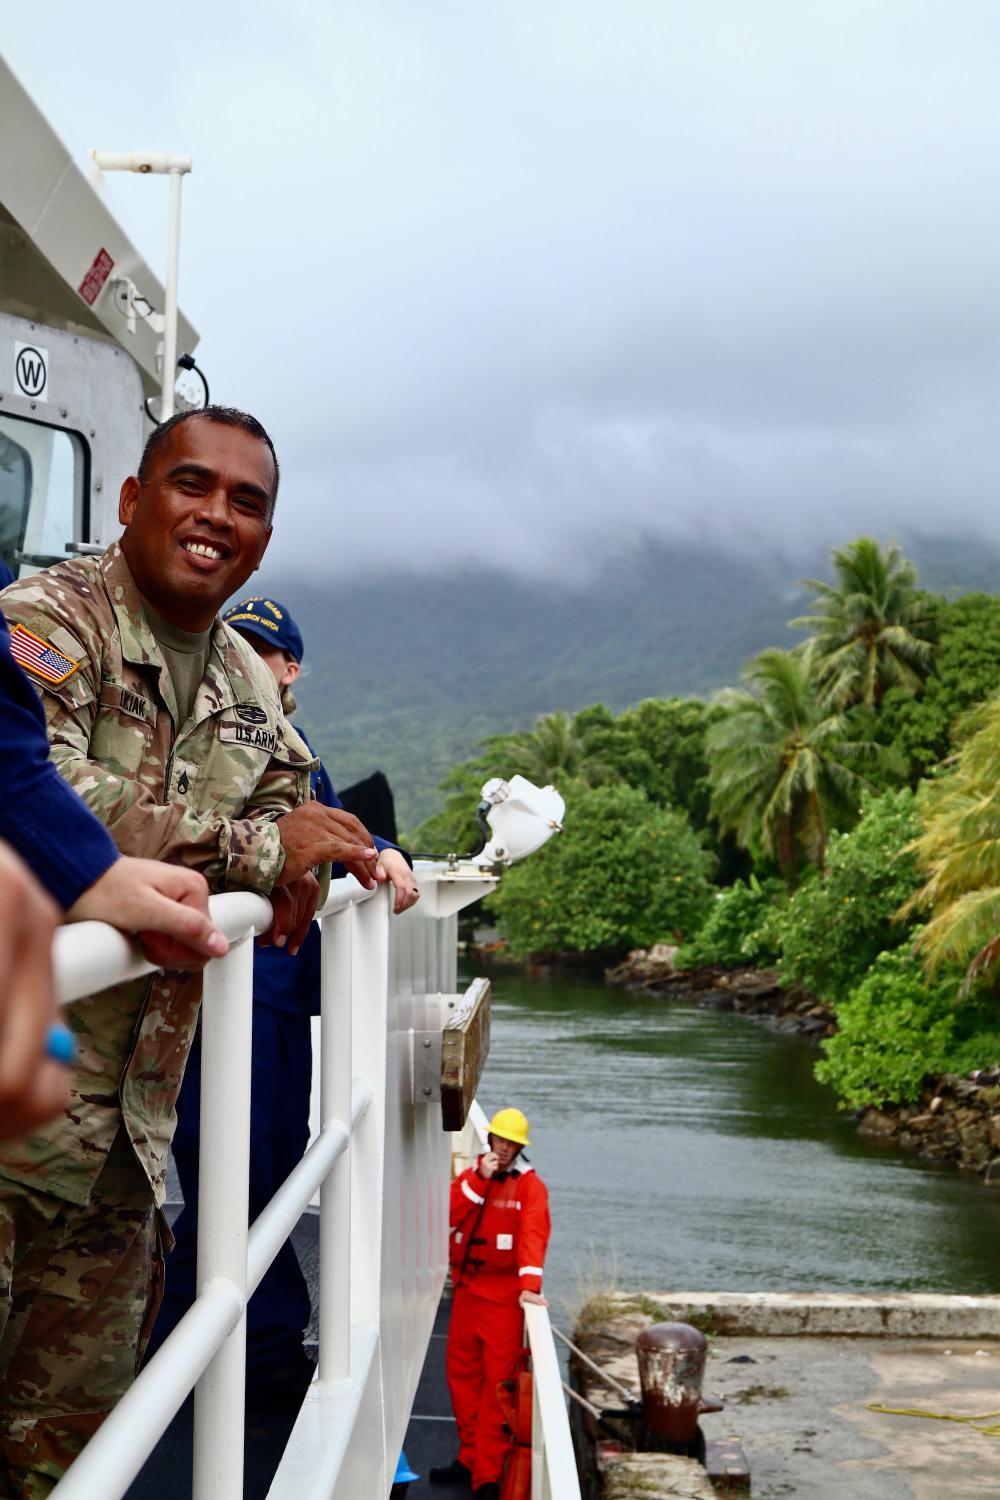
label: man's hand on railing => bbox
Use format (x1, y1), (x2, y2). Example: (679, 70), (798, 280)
(260, 872), (320, 954)
(275, 804), (378, 888)
(520, 1290), (549, 1308)
(66, 860), (230, 972)
(0, 843), (71, 1138)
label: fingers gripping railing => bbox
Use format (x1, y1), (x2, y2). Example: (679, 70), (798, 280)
(50, 879), (381, 1500)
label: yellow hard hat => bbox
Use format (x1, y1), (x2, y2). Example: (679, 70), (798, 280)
(488, 1107), (530, 1147)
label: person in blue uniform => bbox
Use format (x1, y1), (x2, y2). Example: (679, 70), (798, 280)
(0, 604), (229, 1139)
(1, 602), (118, 917)
(150, 596), (419, 1390)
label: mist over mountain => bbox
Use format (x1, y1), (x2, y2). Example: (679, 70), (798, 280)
(257, 531), (1000, 830)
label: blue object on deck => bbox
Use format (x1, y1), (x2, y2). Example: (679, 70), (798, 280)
(45, 1022), (77, 1066)
(394, 1450), (419, 1483)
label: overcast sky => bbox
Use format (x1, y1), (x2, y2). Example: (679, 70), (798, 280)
(8, 2), (1000, 578)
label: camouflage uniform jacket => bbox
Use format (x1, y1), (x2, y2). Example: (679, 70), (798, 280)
(0, 543), (315, 1206)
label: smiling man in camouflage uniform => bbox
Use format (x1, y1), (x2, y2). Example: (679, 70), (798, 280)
(0, 406), (380, 1496)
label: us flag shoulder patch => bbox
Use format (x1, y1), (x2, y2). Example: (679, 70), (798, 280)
(9, 623), (81, 685)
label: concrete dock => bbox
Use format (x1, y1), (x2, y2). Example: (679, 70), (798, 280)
(571, 1293), (1000, 1499)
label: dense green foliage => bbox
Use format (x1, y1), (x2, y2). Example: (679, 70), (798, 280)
(404, 533), (1000, 1107)
(493, 710), (602, 786)
(813, 946), (966, 1108)
(675, 879), (782, 970)
(408, 696), (720, 856)
(574, 699), (716, 827)
(763, 790), (923, 1003)
(874, 593), (1000, 784)
(491, 783), (715, 959)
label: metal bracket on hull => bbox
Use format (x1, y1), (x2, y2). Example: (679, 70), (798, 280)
(407, 978), (492, 1130)
(411, 1026), (443, 1102)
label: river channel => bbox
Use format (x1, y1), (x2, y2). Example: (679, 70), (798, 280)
(469, 964), (1000, 1312)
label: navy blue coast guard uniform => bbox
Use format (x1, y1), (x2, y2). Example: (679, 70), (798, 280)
(151, 730), (407, 1373)
(0, 603), (118, 907)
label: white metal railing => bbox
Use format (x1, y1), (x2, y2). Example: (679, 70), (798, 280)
(466, 1106), (582, 1499)
(47, 868), (465, 1500)
(44, 861), (577, 1498)
(524, 1302), (582, 1500)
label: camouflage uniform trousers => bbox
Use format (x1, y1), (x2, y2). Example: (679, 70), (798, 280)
(0, 1130), (167, 1498)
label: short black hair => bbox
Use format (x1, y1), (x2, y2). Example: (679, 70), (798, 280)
(138, 405), (280, 507)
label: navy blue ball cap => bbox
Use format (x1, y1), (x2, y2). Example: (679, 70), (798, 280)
(223, 596), (304, 663)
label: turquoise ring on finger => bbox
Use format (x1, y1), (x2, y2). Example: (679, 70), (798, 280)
(45, 1023), (77, 1067)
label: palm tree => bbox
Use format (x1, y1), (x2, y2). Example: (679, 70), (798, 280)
(792, 538), (937, 709)
(904, 697), (1000, 988)
(707, 646), (886, 884)
(485, 709), (603, 786)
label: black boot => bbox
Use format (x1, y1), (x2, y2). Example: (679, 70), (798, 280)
(474, 1485), (500, 1500)
(428, 1457), (471, 1485)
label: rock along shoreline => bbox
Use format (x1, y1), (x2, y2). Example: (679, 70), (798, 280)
(606, 945), (1000, 1188)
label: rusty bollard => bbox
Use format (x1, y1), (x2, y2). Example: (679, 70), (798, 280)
(635, 1322), (707, 1444)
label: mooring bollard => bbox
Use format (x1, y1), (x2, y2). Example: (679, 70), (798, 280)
(634, 1322), (708, 1444)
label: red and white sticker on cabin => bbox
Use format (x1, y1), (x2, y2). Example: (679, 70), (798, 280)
(78, 248), (114, 306)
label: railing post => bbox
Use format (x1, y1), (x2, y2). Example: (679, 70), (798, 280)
(319, 904), (353, 1383)
(524, 1301), (581, 1500)
(531, 1325), (546, 1500)
(349, 891), (390, 1328)
(192, 931), (255, 1500)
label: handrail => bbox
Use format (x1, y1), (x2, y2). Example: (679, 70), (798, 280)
(52, 880), (372, 1005)
(523, 1302), (583, 1500)
(45, 867), (578, 1498)
(247, 1078), (372, 1297)
(50, 874), (396, 1500)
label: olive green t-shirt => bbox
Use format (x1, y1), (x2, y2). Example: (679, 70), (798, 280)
(143, 604), (213, 730)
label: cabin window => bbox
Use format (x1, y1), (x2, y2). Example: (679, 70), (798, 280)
(0, 414), (88, 580)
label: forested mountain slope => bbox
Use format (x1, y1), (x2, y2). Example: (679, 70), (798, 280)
(257, 531), (1000, 827)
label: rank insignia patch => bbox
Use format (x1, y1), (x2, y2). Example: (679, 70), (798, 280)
(9, 624), (81, 685)
(235, 704), (268, 725)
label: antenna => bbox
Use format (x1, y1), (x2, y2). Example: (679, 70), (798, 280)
(91, 151), (192, 420)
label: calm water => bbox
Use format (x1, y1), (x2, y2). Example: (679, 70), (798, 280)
(470, 965), (1000, 1308)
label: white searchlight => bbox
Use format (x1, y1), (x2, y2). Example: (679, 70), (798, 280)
(474, 775), (565, 866)
(412, 775), (564, 918)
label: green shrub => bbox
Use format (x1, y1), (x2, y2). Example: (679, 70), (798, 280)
(814, 946), (962, 1108)
(492, 782), (715, 959)
(944, 1031), (1000, 1077)
(676, 878), (783, 970)
(767, 789), (922, 1003)
(874, 592), (1000, 785)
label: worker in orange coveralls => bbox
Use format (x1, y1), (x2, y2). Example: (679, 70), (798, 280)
(430, 1108), (551, 1500)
